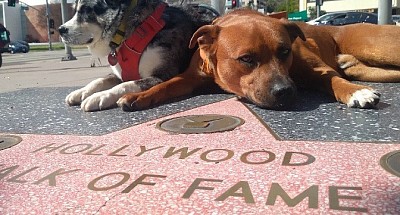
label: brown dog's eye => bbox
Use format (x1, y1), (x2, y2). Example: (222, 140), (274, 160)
(238, 55), (254, 66)
(278, 47), (291, 60)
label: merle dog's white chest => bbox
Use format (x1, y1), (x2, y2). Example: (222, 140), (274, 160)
(110, 46), (164, 81)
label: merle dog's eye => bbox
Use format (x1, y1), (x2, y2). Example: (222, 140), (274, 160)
(93, 3), (107, 15)
(80, 5), (93, 14)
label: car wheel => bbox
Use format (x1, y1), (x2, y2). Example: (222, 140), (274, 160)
(22, 48), (27, 53)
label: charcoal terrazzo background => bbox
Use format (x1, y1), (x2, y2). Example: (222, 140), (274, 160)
(0, 82), (399, 142)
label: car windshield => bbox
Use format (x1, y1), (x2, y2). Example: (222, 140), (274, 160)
(317, 14), (341, 21)
(364, 14), (377, 23)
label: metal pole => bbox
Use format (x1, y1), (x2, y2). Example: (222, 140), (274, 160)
(61, 0), (76, 61)
(316, 0), (321, 18)
(45, 0), (52, 51)
(211, 0), (224, 15)
(378, 0), (392, 25)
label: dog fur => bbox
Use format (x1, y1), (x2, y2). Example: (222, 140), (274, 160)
(59, 0), (213, 111)
(117, 9), (400, 111)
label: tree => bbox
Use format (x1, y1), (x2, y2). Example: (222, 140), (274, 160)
(276, 0), (299, 13)
(308, 6), (326, 20)
(264, 0), (279, 13)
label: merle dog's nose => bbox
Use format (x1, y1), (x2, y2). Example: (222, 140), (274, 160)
(58, 26), (68, 35)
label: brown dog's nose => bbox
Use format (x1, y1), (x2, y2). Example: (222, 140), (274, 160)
(272, 85), (295, 98)
(58, 26), (68, 35)
(271, 84), (296, 108)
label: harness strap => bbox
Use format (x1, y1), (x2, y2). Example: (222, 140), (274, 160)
(110, 0), (138, 49)
(115, 3), (167, 82)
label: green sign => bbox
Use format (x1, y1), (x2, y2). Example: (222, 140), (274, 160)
(288, 10), (308, 21)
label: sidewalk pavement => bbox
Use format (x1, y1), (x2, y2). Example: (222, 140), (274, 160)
(0, 49), (109, 93)
(0, 49), (399, 214)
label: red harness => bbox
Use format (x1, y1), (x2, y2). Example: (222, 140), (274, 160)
(109, 3), (167, 82)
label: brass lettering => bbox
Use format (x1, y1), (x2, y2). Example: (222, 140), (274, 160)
(200, 149), (234, 162)
(7, 167), (39, 183)
(32, 143), (69, 153)
(59, 144), (92, 154)
(215, 181), (255, 203)
(88, 172), (130, 191)
(163, 147), (202, 159)
(329, 186), (368, 212)
(240, 150), (276, 165)
(83, 144), (107, 155)
(282, 152), (316, 166)
(0, 165), (20, 180)
(182, 178), (223, 199)
(108, 145), (130, 157)
(266, 183), (318, 209)
(121, 174), (167, 193)
(135, 146), (164, 157)
(34, 168), (80, 186)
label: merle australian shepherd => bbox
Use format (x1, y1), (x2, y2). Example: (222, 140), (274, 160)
(59, 0), (215, 111)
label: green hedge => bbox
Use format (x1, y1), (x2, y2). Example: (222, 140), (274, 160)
(30, 44), (86, 52)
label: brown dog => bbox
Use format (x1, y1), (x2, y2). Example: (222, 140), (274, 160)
(117, 9), (400, 111)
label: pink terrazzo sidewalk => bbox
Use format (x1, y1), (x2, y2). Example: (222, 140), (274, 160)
(1, 98), (399, 214)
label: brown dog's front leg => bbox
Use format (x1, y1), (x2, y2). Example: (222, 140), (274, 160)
(292, 42), (380, 109)
(117, 67), (210, 111)
(310, 66), (380, 108)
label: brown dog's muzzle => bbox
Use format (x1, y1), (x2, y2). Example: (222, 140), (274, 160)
(269, 78), (297, 109)
(247, 75), (297, 110)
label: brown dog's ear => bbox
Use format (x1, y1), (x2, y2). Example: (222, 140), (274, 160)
(189, 25), (220, 49)
(280, 19), (306, 42)
(266, 11), (288, 19)
(189, 25), (220, 76)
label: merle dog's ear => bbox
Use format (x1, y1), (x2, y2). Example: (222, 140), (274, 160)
(105, 0), (130, 8)
(280, 19), (306, 42)
(189, 25), (220, 49)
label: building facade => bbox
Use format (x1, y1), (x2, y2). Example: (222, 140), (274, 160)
(0, 2), (23, 41)
(0, 1), (73, 42)
(300, 0), (400, 14)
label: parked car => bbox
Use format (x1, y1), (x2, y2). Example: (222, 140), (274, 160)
(8, 40), (29, 54)
(393, 15), (400, 25)
(307, 12), (346, 25)
(308, 12), (378, 26)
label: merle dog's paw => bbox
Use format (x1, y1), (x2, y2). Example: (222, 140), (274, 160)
(347, 89), (381, 108)
(80, 91), (118, 111)
(65, 88), (90, 106)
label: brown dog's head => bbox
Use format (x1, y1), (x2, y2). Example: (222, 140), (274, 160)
(189, 9), (306, 109)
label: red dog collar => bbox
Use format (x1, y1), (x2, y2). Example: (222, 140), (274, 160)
(108, 3), (167, 82)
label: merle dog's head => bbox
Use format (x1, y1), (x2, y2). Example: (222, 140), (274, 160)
(59, 0), (131, 57)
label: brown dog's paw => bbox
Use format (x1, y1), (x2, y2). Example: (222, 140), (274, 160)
(347, 89), (381, 108)
(337, 54), (359, 69)
(117, 93), (152, 112)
